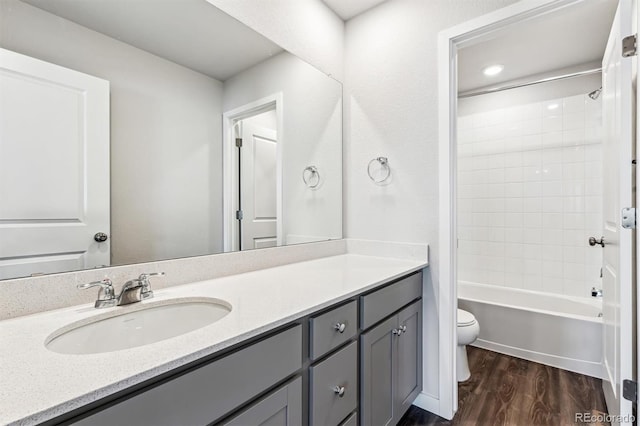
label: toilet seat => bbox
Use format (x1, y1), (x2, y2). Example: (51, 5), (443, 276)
(457, 309), (476, 327)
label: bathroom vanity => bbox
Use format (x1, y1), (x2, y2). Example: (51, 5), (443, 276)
(0, 251), (427, 426)
(59, 271), (422, 426)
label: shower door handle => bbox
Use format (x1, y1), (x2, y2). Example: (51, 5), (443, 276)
(588, 236), (605, 247)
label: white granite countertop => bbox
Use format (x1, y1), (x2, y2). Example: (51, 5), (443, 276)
(0, 253), (427, 426)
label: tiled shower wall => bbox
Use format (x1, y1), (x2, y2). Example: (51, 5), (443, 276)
(457, 94), (603, 298)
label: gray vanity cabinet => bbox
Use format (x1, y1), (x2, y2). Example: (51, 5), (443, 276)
(58, 271), (424, 426)
(309, 341), (358, 426)
(222, 377), (302, 426)
(360, 315), (396, 426)
(360, 299), (423, 426)
(395, 301), (423, 420)
(70, 325), (303, 426)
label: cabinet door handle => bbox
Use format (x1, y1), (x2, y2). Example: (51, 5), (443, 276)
(400, 325), (407, 333)
(334, 323), (346, 333)
(333, 385), (346, 397)
(392, 328), (402, 336)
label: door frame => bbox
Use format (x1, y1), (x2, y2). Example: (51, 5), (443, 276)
(222, 93), (284, 252)
(436, 0), (591, 419)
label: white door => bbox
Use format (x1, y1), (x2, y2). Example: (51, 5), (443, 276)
(601, 1), (634, 423)
(0, 48), (110, 279)
(239, 121), (278, 250)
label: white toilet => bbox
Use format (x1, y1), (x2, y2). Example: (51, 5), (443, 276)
(457, 309), (480, 382)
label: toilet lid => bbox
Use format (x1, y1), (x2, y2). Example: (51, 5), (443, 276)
(457, 309), (476, 326)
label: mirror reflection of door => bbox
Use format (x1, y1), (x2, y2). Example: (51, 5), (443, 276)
(0, 49), (110, 279)
(237, 110), (278, 250)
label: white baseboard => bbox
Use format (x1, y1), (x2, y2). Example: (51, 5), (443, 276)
(473, 339), (604, 379)
(413, 392), (447, 419)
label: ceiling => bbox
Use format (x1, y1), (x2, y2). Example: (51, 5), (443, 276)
(322, 0), (388, 20)
(458, 0), (618, 93)
(21, 0), (283, 81)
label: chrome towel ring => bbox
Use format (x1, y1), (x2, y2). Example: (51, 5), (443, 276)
(303, 165), (320, 189)
(367, 157), (391, 184)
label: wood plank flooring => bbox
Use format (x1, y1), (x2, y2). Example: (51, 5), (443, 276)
(397, 347), (609, 426)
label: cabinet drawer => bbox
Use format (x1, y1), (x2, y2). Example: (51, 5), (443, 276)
(221, 377), (302, 426)
(360, 272), (422, 330)
(309, 300), (357, 360)
(73, 325), (302, 426)
(309, 341), (358, 426)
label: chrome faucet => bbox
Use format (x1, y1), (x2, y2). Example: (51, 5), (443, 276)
(116, 272), (164, 305)
(79, 272), (165, 308)
(77, 278), (116, 308)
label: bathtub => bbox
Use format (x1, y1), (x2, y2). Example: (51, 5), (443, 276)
(458, 281), (604, 378)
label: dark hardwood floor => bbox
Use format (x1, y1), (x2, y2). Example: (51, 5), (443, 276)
(398, 347), (609, 426)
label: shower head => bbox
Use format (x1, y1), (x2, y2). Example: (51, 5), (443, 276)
(588, 87), (602, 100)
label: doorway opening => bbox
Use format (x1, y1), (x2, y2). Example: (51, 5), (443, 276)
(223, 93), (283, 252)
(438, 0), (634, 421)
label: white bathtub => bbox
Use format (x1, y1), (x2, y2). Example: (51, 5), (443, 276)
(458, 281), (604, 378)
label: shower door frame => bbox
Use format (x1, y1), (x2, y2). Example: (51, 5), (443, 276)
(436, 0), (603, 420)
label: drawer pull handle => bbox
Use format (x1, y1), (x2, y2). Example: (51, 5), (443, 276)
(334, 322), (347, 333)
(333, 385), (346, 397)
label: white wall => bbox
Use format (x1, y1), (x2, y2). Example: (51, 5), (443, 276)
(343, 0), (519, 409)
(223, 52), (343, 244)
(0, 0), (224, 265)
(207, 0), (345, 82)
(457, 81), (603, 298)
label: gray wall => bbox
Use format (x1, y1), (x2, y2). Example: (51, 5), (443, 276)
(0, 0), (225, 265)
(343, 0), (519, 403)
(223, 52), (343, 244)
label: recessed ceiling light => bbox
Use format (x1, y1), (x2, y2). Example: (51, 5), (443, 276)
(547, 103), (559, 110)
(483, 64), (504, 76)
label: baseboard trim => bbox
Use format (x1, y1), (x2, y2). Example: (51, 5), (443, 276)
(413, 392), (446, 418)
(472, 339), (604, 379)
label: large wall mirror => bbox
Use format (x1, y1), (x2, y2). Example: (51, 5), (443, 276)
(0, 0), (343, 280)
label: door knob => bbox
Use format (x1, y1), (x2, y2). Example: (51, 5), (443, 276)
(588, 236), (604, 247)
(94, 232), (108, 242)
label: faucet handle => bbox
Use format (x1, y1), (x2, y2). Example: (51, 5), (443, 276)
(78, 278), (116, 308)
(138, 272), (165, 280)
(138, 272), (164, 300)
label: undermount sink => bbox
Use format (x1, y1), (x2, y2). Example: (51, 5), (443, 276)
(45, 298), (232, 355)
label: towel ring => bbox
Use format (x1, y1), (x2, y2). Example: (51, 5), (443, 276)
(367, 157), (391, 184)
(303, 166), (320, 189)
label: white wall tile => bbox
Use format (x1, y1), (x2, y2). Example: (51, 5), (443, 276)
(563, 129), (586, 146)
(563, 95), (586, 114)
(563, 112), (585, 131)
(504, 273), (524, 288)
(458, 92), (603, 297)
(541, 244), (563, 261)
(542, 147), (563, 165)
(563, 246), (586, 264)
(542, 213), (563, 229)
(523, 274), (543, 291)
(542, 132), (563, 148)
(504, 228), (524, 243)
(504, 182), (524, 197)
(543, 116), (562, 133)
